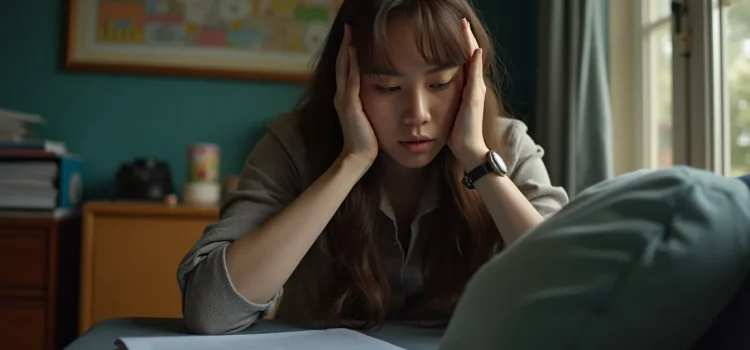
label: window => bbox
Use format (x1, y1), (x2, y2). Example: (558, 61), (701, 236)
(639, 1), (675, 169)
(609, 0), (750, 176)
(722, 0), (750, 175)
(633, 0), (750, 176)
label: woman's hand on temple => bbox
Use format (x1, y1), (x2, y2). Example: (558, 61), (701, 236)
(334, 24), (379, 167)
(449, 18), (490, 171)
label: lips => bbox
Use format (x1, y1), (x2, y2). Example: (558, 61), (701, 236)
(399, 138), (434, 153)
(401, 136), (433, 143)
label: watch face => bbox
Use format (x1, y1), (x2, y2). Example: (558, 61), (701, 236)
(489, 150), (508, 175)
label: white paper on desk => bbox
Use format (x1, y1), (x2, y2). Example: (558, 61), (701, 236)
(114, 328), (406, 350)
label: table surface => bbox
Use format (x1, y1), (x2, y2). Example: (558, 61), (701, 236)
(64, 318), (445, 350)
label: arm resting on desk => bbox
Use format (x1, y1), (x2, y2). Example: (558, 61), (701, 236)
(180, 244), (282, 334)
(177, 114), (370, 334)
(177, 122), (300, 334)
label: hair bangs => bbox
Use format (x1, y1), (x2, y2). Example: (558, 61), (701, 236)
(356, 0), (469, 75)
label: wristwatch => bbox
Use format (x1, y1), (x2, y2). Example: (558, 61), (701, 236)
(461, 150), (508, 189)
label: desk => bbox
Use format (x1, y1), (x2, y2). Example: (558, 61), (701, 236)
(64, 318), (445, 350)
(78, 202), (218, 333)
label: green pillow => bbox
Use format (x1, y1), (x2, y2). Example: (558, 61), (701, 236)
(440, 166), (750, 350)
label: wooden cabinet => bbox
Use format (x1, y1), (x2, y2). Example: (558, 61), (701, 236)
(0, 216), (81, 350)
(78, 201), (218, 334)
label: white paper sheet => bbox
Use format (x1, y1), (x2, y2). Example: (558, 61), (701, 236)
(115, 328), (406, 350)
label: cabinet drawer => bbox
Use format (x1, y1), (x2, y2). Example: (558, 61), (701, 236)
(83, 215), (207, 330)
(0, 298), (46, 350)
(0, 230), (47, 289)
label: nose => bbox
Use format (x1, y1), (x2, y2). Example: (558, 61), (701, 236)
(402, 89), (431, 126)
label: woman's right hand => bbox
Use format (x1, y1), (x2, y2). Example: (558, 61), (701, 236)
(334, 24), (379, 166)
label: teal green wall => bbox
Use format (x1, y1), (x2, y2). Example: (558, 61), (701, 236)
(0, 0), (538, 200)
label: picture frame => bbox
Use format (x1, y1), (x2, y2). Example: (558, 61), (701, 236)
(65, 0), (342, 82)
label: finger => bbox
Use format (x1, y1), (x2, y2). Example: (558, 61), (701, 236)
(347, 47), (361, 102)
(472, 48), (483, 82)
(462, 18), (479, 54)
(465, 48), (486, 101)
(336, 24), (351, 96)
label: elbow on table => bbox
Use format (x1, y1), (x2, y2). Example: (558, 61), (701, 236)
(178, 244), (278, 335)
(184, 316), (235, 336)
(182, 289), (263, 335)
(180, 272), (264, 335)
(183, 314), (261, 336)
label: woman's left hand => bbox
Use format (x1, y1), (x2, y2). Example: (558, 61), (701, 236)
(448, 18), (489, 172)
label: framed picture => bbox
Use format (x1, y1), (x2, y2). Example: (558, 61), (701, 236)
(66, 0), (343, 82)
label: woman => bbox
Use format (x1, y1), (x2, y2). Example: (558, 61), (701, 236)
(177, 0), (569, 335)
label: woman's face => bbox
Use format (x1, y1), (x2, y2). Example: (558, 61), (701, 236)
(360, 19), (465, 170)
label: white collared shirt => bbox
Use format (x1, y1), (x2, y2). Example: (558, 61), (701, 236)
(177, 112), (569, 334)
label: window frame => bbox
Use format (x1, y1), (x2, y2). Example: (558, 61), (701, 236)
(609, 0), (642, 175)
(609, 0), (732, 175)
(672, 0), (726, 174)
(637, 1), (673, 169)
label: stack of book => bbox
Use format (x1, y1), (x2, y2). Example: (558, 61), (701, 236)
(0, 108), (84, 217)
(0, 107), (66, 154)
(1, 107), (42, 142)
(0, 161), (60, 209)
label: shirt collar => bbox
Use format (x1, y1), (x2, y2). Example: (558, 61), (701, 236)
(378, 167), (442, 222)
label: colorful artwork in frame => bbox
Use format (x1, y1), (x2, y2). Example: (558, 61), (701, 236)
(66, 0), (343, 82)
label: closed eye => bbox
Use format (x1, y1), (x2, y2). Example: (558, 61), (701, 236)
(430, 80), (454, 90)
(376, 85), (401, 93)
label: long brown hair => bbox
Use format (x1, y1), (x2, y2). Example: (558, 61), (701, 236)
(295, 0), (509, 330)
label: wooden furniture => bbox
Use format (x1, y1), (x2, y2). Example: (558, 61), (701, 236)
(78, 201), (218, 334)
(0, 214), (81, 350)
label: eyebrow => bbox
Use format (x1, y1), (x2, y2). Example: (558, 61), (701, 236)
(365, 63), (457, 77)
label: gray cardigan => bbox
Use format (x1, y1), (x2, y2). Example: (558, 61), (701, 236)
(176, 112), (569, 334)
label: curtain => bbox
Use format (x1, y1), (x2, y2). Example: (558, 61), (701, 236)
(535, 0), (613, 198)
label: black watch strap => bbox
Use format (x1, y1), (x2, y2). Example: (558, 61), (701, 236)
(462, 162), (493, 189)
(462, 150), (508, 189)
